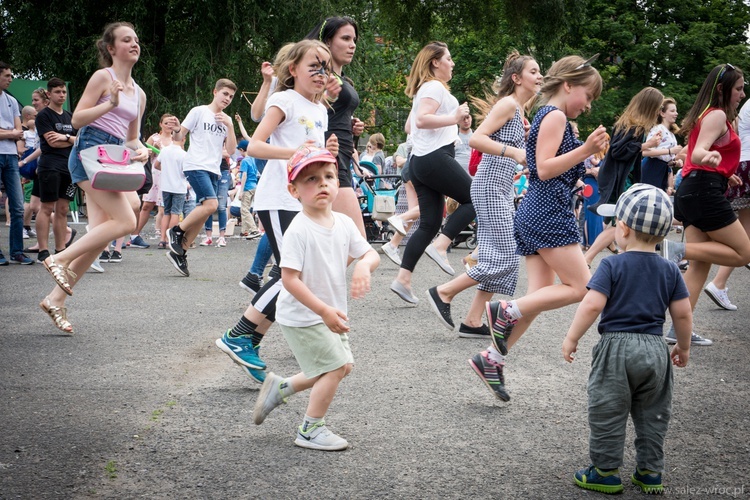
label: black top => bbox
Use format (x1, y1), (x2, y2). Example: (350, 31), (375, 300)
(36, 107), (76, 173)
(326, 76), (360, 170)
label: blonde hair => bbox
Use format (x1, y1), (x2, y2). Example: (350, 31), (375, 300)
(274, 40), (331, 101)
(215, 78), (237, 92)
(471, 51), (536, 123)
(594, 133), (610, 161)
(535, 55), (602, 108)
(613, 87), (663, 138)
(369, 133), (385, 149)
(405, 41), (449, 98)
(658, 97), (680, 135)
(96, 22), (136, 68)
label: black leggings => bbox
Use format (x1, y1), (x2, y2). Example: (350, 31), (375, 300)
(251, 209), (299, 321)
(401, 144), (475, 271)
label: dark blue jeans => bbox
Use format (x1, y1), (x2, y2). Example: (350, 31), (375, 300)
(0, 154), (24, 256)
(204, 169), (230, 232)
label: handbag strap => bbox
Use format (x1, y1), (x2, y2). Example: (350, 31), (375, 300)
(97, 146), (130, 165)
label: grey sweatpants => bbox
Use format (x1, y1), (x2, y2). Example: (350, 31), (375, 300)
(588, 332), (673, 472)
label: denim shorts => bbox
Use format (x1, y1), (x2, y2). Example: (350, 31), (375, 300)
(162, 191), (186, 215)
(68, 126), (124, 184)
(674, 170), (736, 232)
(184, 169), (219, 204)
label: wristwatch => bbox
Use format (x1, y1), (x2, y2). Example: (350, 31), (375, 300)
(65, 134), (71, 142)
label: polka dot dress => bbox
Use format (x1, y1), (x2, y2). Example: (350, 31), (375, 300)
(514, 105), (585, 255)
(467, 106), (524, 295)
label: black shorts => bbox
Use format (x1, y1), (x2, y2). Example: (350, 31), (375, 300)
(37, 169), (75, 203)
(30, 171), (40, 198)
(674, 170), (737, 232)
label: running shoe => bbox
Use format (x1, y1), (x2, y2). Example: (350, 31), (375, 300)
(573, 465), (623, 494)
(665, 325), (713, 346)
(100, 250), (110, 262)
(109, 251), (123, 263)
(246, 230), (262, 240)
(89, 259), (105, 273)
(387, 215), (407, 236)
(468, 350), (509, 402)
(129, 235), (150, 249)
(485, 300), (516, 355)
(0, 252), (8, 266)
(215, 330), (266, 370)
(217, 237), (227, 247)
(295, 420), (349, 451)
(631, 468), (663, 494)
(22, 228), (30, 239)
(239, 272), (262, 297)
(238, 346), (266, 384)
(426, 286), (454, 330)
(166, 251), (189, 277)
(10, 253), (34, 265)
(253, 372), (286, 425)
(200, 237), (213, 246)
(167, 226), (185, 256)
(381, 242), (402, 266)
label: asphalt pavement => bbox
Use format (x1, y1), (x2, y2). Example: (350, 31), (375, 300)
(1, 221), (748, 499)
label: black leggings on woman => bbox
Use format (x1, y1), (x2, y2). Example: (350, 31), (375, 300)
(401, 143), (475, 271)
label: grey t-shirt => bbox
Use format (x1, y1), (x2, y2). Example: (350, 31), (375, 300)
(455, 130), (473, 172)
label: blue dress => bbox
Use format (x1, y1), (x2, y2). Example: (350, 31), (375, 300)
(514, 105), (585, 255)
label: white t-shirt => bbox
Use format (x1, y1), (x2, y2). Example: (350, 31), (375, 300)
(409, 80), (459, 157)
(646, 124), (678, 162)
(157, 144), (188, 194)
(738, 100), (750, 162)
(254, 90), (328, 212)
(277, 212), (372, 327)
(23, 129), (38, 149)
(181, 105), (230, 175)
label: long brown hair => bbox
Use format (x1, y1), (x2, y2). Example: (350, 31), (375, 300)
(681, 64), (744, 137)
(613, 87), (663, 138)
(658, 98), (680, 135)
(405, 41), (449, 98)
(471, 51), (536, 123)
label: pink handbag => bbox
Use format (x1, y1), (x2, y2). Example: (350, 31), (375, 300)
(79, 145), (146, 192)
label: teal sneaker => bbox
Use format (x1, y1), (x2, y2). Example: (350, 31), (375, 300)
(239, 346), (266, 384)
(573, 465), (624, 494)
(215, 330), (266, 370)
(631, 468), (663, 494)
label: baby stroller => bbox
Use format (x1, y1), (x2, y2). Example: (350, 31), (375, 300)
(451, 220), (478, 249)
(354, 161), (402, 243)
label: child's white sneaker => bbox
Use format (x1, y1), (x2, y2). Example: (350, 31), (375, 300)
(294, 420), (349, 451)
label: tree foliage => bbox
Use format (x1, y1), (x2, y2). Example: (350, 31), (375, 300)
(2, 0), (749, 145)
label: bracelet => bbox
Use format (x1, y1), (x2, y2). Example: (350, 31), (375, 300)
(500, 145), (507, 157)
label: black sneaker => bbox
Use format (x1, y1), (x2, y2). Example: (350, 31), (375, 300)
(109, 251), (123, 263)
(458, 323), (490, 339)
(166, 251), (189, 277)
(167, 226), (185, 256)
(426, 286), (454, 330)
(468, 350), (509, 402)
(100, 250), (110, 262)
(65, 228), (77, 248)
(37, 249), (51, 263)
(239, 272), (262, 298)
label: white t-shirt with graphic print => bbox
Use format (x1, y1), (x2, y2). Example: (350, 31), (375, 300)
(181, 105), (229, 175)
(254, 90), (328, 212)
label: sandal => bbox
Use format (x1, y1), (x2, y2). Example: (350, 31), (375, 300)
(40, 297), (74, 334)
(43, 256), (76, 296)
(606, 244), (620, 255)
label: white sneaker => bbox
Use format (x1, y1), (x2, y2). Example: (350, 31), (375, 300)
(703, 282), (737, 311)
(294, 421), (349, 451)
(387, 215), (407, 236)
(253, 372), (286, 425)
(22, 228), (29, 239)
(217, 237), (227, 247)
(382, 242), (402, 266)
(424, 244), (455, 275)
(200, 237), (212, 246)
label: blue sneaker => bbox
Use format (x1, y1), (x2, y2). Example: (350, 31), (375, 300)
(239, 346), (266, 384)
(129, 235), (150, 249)
(574, 465), (623, 494)
(0, 252), (8, 266)
(215, 330), (266, 370)
(10, 253), (34, 265)
(631, 468), (663, 494)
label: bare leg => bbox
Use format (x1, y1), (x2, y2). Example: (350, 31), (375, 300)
(286, 364), (351, 418)
(333, 186), (366, 237)
(51, 199), (69, 251)
(584, 225), (615, 266)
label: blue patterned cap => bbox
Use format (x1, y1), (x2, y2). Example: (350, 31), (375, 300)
(599, 184), (673, 237)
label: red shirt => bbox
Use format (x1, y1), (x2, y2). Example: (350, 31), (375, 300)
(683, 108), (741, 178)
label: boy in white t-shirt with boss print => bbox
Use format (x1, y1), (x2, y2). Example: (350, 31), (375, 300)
(165, 78), (237, 277)
(252, 146), (379, 451)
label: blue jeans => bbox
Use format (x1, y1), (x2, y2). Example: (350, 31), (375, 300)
(250, 233), (273, 276)
(0, 154), (25, 256)
(203, 169), (230, 232)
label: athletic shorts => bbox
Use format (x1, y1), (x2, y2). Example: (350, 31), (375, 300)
(37, 169), (75, 203)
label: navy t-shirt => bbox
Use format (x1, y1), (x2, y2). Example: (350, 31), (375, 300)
(588, 251), (689, 335)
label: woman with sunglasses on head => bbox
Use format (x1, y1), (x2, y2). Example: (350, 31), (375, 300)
(305, 17), (367, 236)
(662, 64), (750, 345)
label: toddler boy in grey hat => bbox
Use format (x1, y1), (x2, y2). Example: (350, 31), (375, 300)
(562, 183), (693, 494)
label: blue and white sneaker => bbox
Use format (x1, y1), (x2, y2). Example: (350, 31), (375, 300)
(129, 235), (150, 249)
(215, 330), (266, 370)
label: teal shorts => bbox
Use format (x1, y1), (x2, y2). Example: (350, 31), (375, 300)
(280, 322), (354, 379)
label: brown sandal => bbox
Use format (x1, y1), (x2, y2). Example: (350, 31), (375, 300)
(43, 256), (76, 296)
(40, 297), (74, 334)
